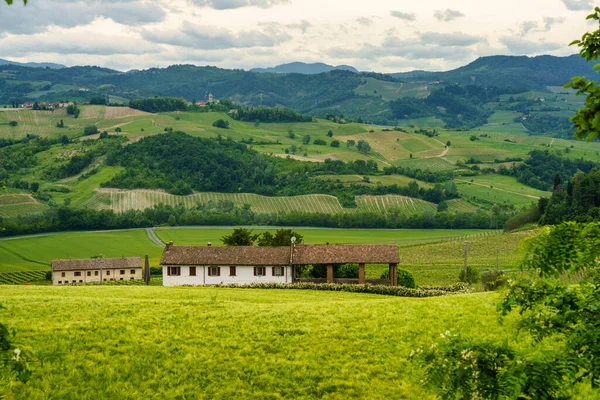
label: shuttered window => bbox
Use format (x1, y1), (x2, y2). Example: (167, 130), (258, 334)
(209, 266), (220, 277)
(189, 267), (197, 276)
(254, 267), (266, 276)
(167, 267), (181, 276)
(229, 266), (236, 276)
(272, 266), (284, 276)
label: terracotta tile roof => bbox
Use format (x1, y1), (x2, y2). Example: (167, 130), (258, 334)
(160, 246), (291, 266)
(51, 257), (142, 272)
(293, 245), (399, 264)
(160, 244), (399, 266)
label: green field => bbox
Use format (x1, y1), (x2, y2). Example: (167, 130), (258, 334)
(354, 78), (430, 101)
(0, 229), (163, 272)
(1, 285), (509, 399)
(456, 175), (549, 207)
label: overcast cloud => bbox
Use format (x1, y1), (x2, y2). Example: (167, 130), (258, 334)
(0, 0), (593, 72)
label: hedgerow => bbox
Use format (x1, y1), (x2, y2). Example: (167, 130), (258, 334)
(211, 282), (472, 297)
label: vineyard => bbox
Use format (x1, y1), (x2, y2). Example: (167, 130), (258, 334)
(81, 189), (437, 215)
(0, 270), (47, 284)
(0, 194), (46, 218)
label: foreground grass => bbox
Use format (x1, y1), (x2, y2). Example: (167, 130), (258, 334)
(1, 286), (507, 399)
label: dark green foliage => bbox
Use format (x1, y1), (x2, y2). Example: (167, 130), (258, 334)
(326, 130), (333, 137)
(502, 149), (597, 191)
(89, 96), (107, 105)
(313, 139), (326, 145)
(519, 113), (574, 138)
(221, 228), (259, 246)
(66, 104), (79, 118)
(129, 97), (188, 113)
(83, 125), (98, 136)
(115, 127), (122, 132)
(8, 120), (17, 127)
(458, 266), (480, 284)
(257, 229), (303, 246)
(330, 140), (340, 147)
(541, 168), (600, 224)
(336, 264), (358, 279)
(357, 139), (371, 153)
(233, 106), (313, 123)
(381, 268), (416, 288)
(346, 140), (355, 147)
(302, 135), (310, 145)
(212, 119), (229, 129)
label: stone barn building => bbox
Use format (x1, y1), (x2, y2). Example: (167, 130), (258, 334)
(160, 242), (399, 286)
(51, 257), (142, 285)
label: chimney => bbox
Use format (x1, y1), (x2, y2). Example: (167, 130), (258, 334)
(166, 241), (174, 250)
(207, 242), (212, 247)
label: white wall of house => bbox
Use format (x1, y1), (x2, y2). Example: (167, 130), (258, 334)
(162, 265), (293, 286)
(52, 268), (143, 285)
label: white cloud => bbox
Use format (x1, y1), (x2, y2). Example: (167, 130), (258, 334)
(142, 21), (291, 49)
(561, 0), (595, 10)
(500, 36), (562, 54)
(433, 9), (464, 22)
(419, 32), (483, 47)
(390, 11), (416, 21)
(190, 0), (290, 9)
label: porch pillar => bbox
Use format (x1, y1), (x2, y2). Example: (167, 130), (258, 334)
(358, 263), (365, 284)
(389, 263), (398, 286)
(327, 264), (334, 283)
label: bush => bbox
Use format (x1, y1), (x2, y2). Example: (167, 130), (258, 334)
(313, 139), (326, 146)
(212, 282), (470, 298)
(381, 268), (416, 288)
(330, 140), (340, 147)
(83, 125), (98, 136)
(212, 119), (229, 129)
(337, 264), (358, 278)
(458, 266), (480, 284)
(8, 121), (18, 127)
(480, 270), (508, 291)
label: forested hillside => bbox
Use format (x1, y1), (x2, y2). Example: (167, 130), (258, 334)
(0, 55), (593, 131)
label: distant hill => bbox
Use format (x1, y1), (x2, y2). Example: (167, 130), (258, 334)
(251, 62), (358, 74)
(0, 58), (65, 69)
(394, 54), (595, 89)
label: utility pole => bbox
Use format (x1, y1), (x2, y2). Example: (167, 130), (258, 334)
(462, 241), (469, 279)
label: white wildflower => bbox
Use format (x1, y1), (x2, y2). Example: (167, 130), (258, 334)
(13, 348), (21, 362)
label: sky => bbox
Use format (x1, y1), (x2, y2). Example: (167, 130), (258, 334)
(0, 0), (597, 73)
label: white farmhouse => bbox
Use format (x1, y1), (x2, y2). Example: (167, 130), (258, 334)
(160, 242), (399, 287)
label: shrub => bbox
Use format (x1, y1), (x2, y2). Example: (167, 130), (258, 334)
(83, 125), (98, 136)
(337, 264), (358, 278)
(8, 121), (18, 127)
(458, 266), (480, 284)
(380, 268), (416, 288)
(480, 270), (508, 291)
(212, 119), (229, 129)
(330, 140), (340, 147)
(115, 127), (122, 132)
(313, 139), (326, 146)
(302, 135), (310, 145)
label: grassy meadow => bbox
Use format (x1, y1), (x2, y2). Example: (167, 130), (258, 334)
(1, 285), (509, 399)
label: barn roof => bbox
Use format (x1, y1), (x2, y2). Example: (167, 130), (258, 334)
(51, 257), (142, 272)
(160, 244), (398, 266)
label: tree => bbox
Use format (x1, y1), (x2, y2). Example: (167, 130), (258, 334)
(346, 139), (355, 147)
(327, 130), (333, 137)
(212, 119), (229, 129)
(566, 7), (600, 141)
(257, 229), (304, 246)
(330, 140), (340, 147)
(66, 104), (80, 118)
(30, 182), (39, 192)
(59, 135), (69, 145)
(221, 228), (259, 246)
(8, 121), (17, 127)
(287, 129), (295, 139)
(357, 140), (371, 153)
(302, 135), (310, 145)
(83, 125), (98, 136)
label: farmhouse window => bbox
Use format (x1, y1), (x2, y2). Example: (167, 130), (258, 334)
(254, 267), (266, 276)
(120, 278), (123, 281)
(130, 270), (136, 274)
(167, 267), (181, 276)
(189, 267), (197, 276)
(209, 267), (220, 277)
(120, 270), (125, 275)
(72, 280), (76, 283)
(79, 280), (82, 283)
(272, 266), (284, 276)
(74, 272), (81, 277)
(58, 281), (62, 284)
(106, 270), (110, 276)
(87, 271), (91, 277)
(95, 271), (99, 276)
(229, 266), (236, 276)
(61, 272), (65, 277)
